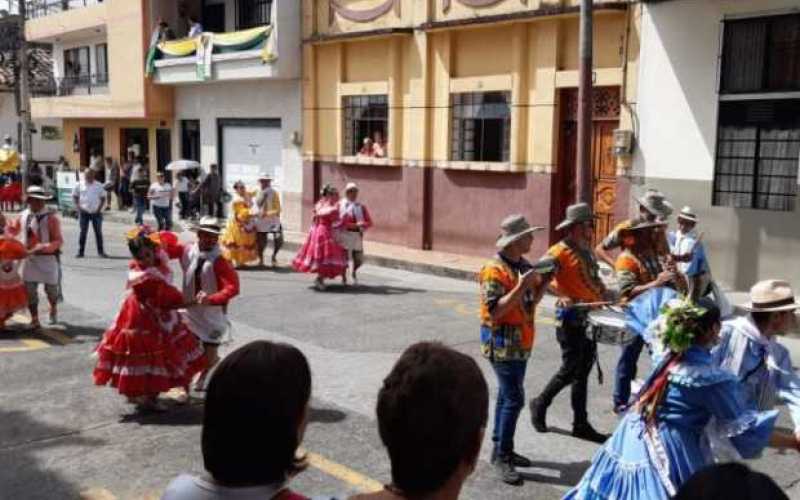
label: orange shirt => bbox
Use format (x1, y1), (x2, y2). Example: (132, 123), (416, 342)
(479, 257), (536, 360)
(547, 240), (606, 303)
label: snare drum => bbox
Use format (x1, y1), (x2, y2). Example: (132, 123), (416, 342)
(588, 308), (636, 346)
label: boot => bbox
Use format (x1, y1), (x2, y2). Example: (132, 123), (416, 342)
(493, 455), (522, 485)
(529, 397), (548, 433)
(572, 421), (607, 444)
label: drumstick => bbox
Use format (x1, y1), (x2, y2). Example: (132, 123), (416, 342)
(570, 301), (615, 309)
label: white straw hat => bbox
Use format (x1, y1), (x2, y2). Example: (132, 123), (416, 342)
(743, 280), (800, 312)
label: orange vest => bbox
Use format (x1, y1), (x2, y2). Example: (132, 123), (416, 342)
(548, 241), (606, 303)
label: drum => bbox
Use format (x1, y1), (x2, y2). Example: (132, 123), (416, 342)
(588, 307), (637, 346)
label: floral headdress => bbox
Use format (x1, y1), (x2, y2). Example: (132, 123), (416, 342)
(125, 225), (161, 246)
(655, 299), (708, 354)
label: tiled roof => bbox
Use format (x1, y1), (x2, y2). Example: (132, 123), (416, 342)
(0, 46), (53, 90)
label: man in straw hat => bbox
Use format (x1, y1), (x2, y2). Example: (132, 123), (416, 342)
(529, 203), (611, 444)
(253, 173), (283, 267)
(336, 181), (373, 285)
(7, 186), (63, 328)
(166, 216), (240, 391)
(612, 220), (684, 413)
(668, 206), (711, 302)
(479, 214), (554, 485)
(595, 189), (673, 268)
(712, 280), (800, 450)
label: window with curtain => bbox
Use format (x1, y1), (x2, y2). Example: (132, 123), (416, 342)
(236, 0), (272, 30)
(713, 14), (800, 211)
(450, 91), (511, 163)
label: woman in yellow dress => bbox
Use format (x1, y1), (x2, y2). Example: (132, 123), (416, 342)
(220, 181), (258, 268)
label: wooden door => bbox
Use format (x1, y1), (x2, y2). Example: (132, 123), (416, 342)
(592, 120), (618, 246)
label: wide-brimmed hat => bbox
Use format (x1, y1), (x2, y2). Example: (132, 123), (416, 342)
(677, 206), (698, 223)
(258, 173), (272, 182)
(344, 182), (358, 193)
(193, 216), (222, 235)
(556, 202), (594, 231)
(619, 220), (667, 235)
(496, 214), (544, 249)
(743, 280), (800, 313)
(25, 186), (53, 201)
(638, 190), (673, 219)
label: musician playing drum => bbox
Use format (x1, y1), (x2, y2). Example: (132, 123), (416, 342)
(612, 220), (687, 413)
(529, 202), (611, 444)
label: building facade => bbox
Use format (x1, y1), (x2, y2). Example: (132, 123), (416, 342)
(28, 0), (304, 229)
(636, 0), (800, 289)
(303, 0), (639, 257)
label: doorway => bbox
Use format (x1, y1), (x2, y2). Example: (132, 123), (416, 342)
(120, 128), (150, 172)
(552, 87), (621, 246)
(181, 120), (201, 161)
(79, 127), (104, 168)
(156, 129), (172, 182)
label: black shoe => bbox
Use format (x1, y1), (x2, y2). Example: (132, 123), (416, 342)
(493, 456), (522, 485)
(510, 451), (532, 468)
(572, 422), (608, 444)
(529, 397), (548, 433)
(75, 253), (84, 259)
(99, 253), (109, 258)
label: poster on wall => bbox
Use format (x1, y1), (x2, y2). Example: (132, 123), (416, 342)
(40, 126), (63, 141)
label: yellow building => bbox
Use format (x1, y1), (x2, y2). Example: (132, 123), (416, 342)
(27, 0), (174, 174)
(303, 0), (639, 257)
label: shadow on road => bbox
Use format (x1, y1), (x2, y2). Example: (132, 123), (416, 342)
(0, 409), (105, 499)
(236, 265), (294, 274)
(309, 407), (347, 424)
(310, 284), (426, 296)
(520, 460), (591, 487)
(118, 402), (205, 426)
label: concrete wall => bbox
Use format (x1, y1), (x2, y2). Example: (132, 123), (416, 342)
(635, 0), (800, 290)
(173, 79), (303, 231)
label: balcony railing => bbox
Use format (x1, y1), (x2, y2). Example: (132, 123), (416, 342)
(31, 73), (109, 97)
(27, 0), (103, 19)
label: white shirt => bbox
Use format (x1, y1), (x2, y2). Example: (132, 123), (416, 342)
(149, 182), (173, 208)
(72, 180), (106, 213)
(188, 23), (203, 37)
(176, 177), (189, 193)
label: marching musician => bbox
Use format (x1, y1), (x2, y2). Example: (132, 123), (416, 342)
(530, 203), (611, 444)
(612, 221), (686, 413)
(595, 189), (673, 268)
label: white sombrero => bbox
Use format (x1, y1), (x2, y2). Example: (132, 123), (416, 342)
(742, 280), (800, 313)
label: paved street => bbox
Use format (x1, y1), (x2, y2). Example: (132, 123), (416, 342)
(1, 217), (798, 500)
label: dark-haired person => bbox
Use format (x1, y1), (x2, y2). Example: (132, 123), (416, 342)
(292, 184), (347, 291)
(674, 463), (788, 500)
(565, 298), (797, 500)
(351, 342), (488, 500)
(712, 280), (800, 458)
(162, 341), (319, 500)
(93, 227), (206, 412)
(479, 214), (551, 485)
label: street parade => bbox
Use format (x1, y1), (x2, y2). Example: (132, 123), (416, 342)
(1, 1), (800, 499)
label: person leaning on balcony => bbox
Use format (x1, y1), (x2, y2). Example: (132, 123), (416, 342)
(188, 16), (204, 38)
(479, 215), (553, 485)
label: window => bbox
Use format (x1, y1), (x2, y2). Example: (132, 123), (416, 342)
(713, 14), (800, 211)
(63, 46), (90, 82)
(713, 100), (800, 211)
(95, 43), (108, 84)
(450, 91), (511, 163)
(236, 0), (273, 30)
(181, 120), (201, 161)
(342, 95), (389, 158)
(721, 14), (800, 94)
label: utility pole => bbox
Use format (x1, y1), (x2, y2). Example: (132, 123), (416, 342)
(576, 0), (593, 205)
(17, 0), (33, 193)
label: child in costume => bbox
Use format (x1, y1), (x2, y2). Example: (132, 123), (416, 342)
(93, 227), (206, 412)
(0, 214), (28, 329)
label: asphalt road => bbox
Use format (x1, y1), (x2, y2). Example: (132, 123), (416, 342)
(1, 217), (798, 500)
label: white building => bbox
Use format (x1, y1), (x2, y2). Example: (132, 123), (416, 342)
(149, 0), (303, 230)
(635, 0), (800, 290)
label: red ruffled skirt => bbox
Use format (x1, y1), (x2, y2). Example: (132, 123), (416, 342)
(292, 223), (348, 279)
(0, 282), (26, 319)
(93, 299), (207, 398)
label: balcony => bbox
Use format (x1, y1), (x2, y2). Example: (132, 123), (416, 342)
(148, 25), (282, 85)
(25, 0), (107, 43)
(31, 74), (109, 97)
(27, 0), (104, 19)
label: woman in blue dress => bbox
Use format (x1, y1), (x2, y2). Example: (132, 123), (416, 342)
(565, 298), (798, 500)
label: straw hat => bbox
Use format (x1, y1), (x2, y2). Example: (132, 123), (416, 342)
(25, 185), (53, 201)
(344, 182), (359, 193)
(555, 202), (594, 231)
(742, 280), (800, 313)
(496, 214), (544, 249)
(677, 206), (698, 223)
(193, 216), (223, 235)
(258, 173), (272, 182)
(638, 190), (673, 219)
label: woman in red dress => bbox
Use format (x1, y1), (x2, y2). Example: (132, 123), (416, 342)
(93, 228), (207, 412)
(292, 184), (347, 290)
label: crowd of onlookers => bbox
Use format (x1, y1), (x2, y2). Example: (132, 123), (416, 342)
(158, 339), (789, 500)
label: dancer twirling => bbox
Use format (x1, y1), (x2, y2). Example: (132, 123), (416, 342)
(220, 181), (258, 268)
(0, 220), (28, 329)
(165, 217), (240, 391)
(292, 184), (347, 291)
(565, 298), (797, 500)
(93, 228), (207, 412)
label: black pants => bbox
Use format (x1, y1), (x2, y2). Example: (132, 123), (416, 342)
(178, 192), (190, 219)
(205, 199), (223, 218)
(78, 211), (104, 256)
(534, 316), (595, 425)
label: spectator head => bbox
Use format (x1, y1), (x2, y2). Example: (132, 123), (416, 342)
(202, 341), (312, 487)
(210, 163), (219, 174)
(189, 15), (198, 24)
(156, 171), (165, 182)
(344, 182), (359, 202)
(320, 184), (338, 200)
(104, 156), (113, 165)
(674, 463), (788, 500)
(377, 342), (488, 497)
(373, 130), (384, 143)
(84, 169), (95, 182)
(90, 149), (98, 157)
